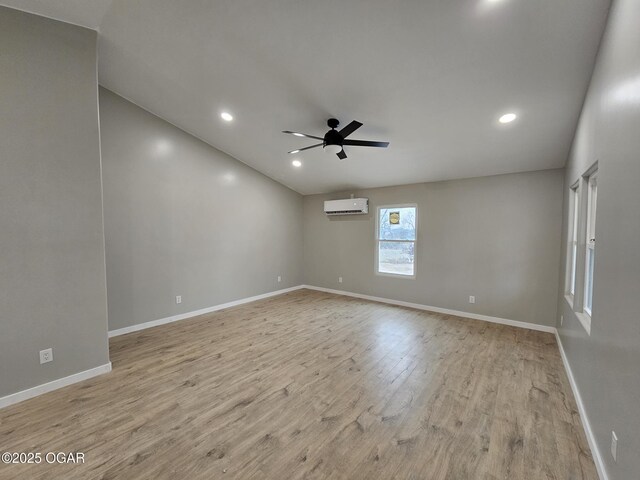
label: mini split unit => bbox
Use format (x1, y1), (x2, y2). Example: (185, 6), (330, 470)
(323, 198), (369, 216)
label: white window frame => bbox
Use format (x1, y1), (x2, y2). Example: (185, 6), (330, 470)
(375, 204), (417, 279)
(565, 182), (580, 303)
(583, 171), (598, 317)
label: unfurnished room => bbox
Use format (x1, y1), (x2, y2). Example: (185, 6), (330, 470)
(0, 1), (638, 479)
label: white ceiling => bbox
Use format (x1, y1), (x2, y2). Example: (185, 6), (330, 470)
(3, 0), (611, 194)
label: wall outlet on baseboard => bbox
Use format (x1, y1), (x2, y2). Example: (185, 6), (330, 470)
(176, 295), (182, 304)
(611, 431), (618, 462)
(469, 296), (475, 304)
(338, 276), (343, 283)
(39, 348), (53, 364)
(277, 275), (282, 283)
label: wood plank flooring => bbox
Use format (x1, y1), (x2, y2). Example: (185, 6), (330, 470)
(0, 289), (597, 479)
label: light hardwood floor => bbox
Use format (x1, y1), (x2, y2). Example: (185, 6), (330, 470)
(0, 289), (597, 480)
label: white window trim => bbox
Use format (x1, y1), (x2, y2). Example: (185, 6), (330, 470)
(576, 311), (592, 336)
(583, 171), (597, 318)
(375, 204), (417, 279)
(565, 182), (580, 304)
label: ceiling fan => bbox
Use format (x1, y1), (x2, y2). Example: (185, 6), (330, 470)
(283, 118), (389, 160)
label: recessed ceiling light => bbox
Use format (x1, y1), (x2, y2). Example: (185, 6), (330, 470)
(292, 159), (302, 167)
(220, 111), (233, 122)
(499, 113), (517, 124)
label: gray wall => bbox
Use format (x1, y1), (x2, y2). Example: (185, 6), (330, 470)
(304, 169), (564, 327)
(0, 8), (109, 398)
(556, 0), (640, 477)
(99, 88), (303, 331)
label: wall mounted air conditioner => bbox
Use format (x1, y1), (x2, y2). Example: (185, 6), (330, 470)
(324, 198), (369, 216)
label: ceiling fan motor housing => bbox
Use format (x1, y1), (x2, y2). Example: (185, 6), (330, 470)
(324, 128), (343, 148)
(327, 118), (340, 129)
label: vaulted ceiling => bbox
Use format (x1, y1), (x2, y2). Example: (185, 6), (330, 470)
(2, 0), (611, 194)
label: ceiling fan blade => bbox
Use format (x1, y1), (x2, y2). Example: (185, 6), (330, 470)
(338, 121), (363, 138)
(282, 131), (324, 141)
(337, 149), (347, 160)
(288, 143), (323, 154)
(343, 139), (390, 148)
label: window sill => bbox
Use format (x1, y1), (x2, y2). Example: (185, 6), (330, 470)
(564, 294), (574, 309)
(575, 311), (592, 336)
(375, 271), (416, 280)
(563, 295), (591, 335)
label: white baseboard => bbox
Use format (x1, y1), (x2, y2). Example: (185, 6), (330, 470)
(0, 363), (112, 410)
(302, 285), (556, 333)
(555, 331), (608, 480)
(108, 285), (305, 337)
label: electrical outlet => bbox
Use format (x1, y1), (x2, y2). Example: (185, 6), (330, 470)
(176, 295), (182, 304)
(560, 315), (564, 326)
(469, 296), (475, 304)
(277, 276), (282, 282)
(338, 277), (343, 283)
(611, 431), (618, 462)
(39, 348), (53, 364)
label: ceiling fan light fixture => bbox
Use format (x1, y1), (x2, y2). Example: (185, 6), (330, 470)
(324, 144), (343, 155)
(283, 118), (389, 159)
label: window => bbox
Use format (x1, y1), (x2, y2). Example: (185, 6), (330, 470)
(566, 184), (580, 299)
(583, 172), (597, 316)
(376, 205), (417, 277)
